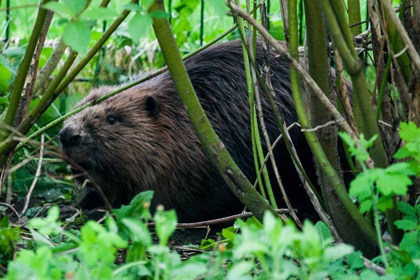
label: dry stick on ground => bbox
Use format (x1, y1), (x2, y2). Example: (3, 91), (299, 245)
(148, 209), (294, 229)
(19, 134), (45, 217)
(0, 202), (19, 219)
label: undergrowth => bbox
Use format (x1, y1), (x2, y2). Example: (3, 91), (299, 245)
(0, 122), (419, 279)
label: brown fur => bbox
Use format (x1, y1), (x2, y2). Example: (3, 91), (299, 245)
(61, 40), (326, 222)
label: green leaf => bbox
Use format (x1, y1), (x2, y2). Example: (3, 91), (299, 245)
(63, 0), (86, 16)
(394, 220), (418, 231)
(154, 209), (177, 246)
(377, 196), (394, 212)
(385, 162), (415, 175)
(128, 14), (153, 44)
(81, 8), (119, 20)
(359, 199), (373, 213)
(142, 0), (154, 10)
(122, 218), (152, 246)
(113, 191), (154, 222)
(324, 244), (354, 262)
(43, 2), (74, 18)
(63, 21), (91, 53)
(314, 221), (333, 245)
(346, 251), (365, 269)
(394, 147), (411, 159)
(149, 10), (169, 19)
(349, 172), (374, 200)
(123, 3), (142, 12)
(399, 122), (420, 142)
(0, 63), (12, 92)
(376, 173), (412, 196)
(397, 201), (416, 216)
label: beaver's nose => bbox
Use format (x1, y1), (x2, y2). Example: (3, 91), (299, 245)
(60, 127), (82, 147)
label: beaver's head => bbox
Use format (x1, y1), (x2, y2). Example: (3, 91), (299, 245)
(60, 86), (164, 174)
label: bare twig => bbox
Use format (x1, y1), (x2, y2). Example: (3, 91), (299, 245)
(363, 257), (386, 275)
(0, 202), (19, 219)
(19, 134), (45, 217)
(149, 209), (294, 229)
(301, 120), (341, 132)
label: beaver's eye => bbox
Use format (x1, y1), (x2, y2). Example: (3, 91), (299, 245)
(107, 115), (116, 125)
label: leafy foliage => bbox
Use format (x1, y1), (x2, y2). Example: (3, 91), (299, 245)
(1, 192), (401, 279)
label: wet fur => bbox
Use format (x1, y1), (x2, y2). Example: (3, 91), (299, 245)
(62, 40), (328, 222)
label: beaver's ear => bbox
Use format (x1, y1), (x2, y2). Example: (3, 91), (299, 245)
(145, 95), (160, 117)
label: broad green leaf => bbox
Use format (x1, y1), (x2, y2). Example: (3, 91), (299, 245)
(385, 162), (415, 175)
(399, 122), (420, 142)
(81, 8), (119, 20)
(349, 172), (374, 200)
(63, 21), (91, 53)
(123, 3), (142, 12)
(397, 201), (416, 216)
(154, 209), (177, 246)
(314, 221), (333, 245)
(43, 2), (74, 18)
(394, 220), (418, 231)
(376, 173), (412, 196)
(0, 64), (12, 92)
(122, 218), (152, 246)
(113, 191), (154, 222)
(63, 0), (86, 16)
(394, 147), (412, 159)
(324, 244), (354, 262)
(128, 14), (153, 44)
(377, 196), (394, 212)
(346, 251), (365, 269)
(359, 199), (373, 213)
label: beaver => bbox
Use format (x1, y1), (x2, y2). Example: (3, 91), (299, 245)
(60, 40), (343, 222)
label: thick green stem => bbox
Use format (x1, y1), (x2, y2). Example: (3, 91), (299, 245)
(304, 0), (355, 239)
(348, 0), (362, 36)
(323, 0), (402, 245)
(289, 0), (378, 253)
(1, 0), (49, 140)
(151, 0), (275, 221)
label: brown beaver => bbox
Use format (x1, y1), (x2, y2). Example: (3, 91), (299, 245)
(60, 40), (343, 222)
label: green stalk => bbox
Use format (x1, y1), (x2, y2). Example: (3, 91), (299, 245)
(1, 0), (49, 140)
(150, 0), (275, 221)
(348, 0), (362, 36)
(236, 1), (268, 200)
(373, 193), (389, 269)
(289, 0), (377, 251)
